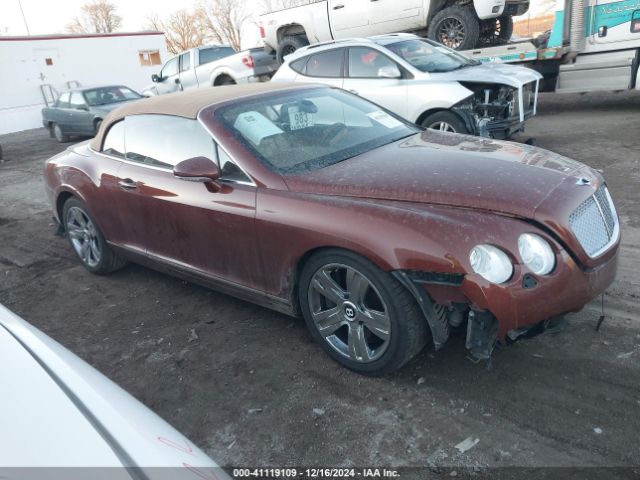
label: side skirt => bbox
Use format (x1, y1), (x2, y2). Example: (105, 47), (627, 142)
(109, 243), (297, 317)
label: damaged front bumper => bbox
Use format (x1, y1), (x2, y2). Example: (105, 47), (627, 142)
(395, 246), (619, 360)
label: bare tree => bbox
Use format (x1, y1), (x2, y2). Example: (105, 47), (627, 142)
(66, 0), (122, 34)
(260, 0), (317, 13)
(147, 11), (207, 55)
(196, 0), (250, 52)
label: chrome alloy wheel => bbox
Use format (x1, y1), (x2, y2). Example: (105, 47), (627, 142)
(307, 263), (391, 363)
(66, 206), (101, 268)
(428, 121), (457, 132)
(437, 18), (466, 49)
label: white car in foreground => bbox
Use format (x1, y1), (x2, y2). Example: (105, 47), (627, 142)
(0, 303), (229, 479)
(272, 33), (542, 139)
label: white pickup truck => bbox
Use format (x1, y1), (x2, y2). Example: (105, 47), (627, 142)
(260, 0), (530, 62)
(142, 45), (278, 97)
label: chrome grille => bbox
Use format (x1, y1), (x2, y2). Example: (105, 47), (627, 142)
(569, 185), (619, 258)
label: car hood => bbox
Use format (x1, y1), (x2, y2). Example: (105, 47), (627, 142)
(284, 130), (593, 219)
(432, 62), (542, 89)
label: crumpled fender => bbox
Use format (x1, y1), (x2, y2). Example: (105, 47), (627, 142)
(407, 81), (474, 123)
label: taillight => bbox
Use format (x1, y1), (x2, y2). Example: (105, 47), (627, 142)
(242, 55), (255, 68)
(259, 22), (265, 38)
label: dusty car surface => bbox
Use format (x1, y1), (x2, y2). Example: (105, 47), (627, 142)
(42, 85), (143, 142)
(44, 83), (619, 374)
(272, 34), (541, 139)
(0, 304), (228, 477)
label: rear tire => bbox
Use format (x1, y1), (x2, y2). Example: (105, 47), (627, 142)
(478, 15), (514, 46)
(420, 111), (469, 134)
(94, 119), (103, 135)
(216, 76), (236, 86)
(299, 249), (428, 375)
(62, 198), (127, 275)
(428, 6), (480, 50)
(277, 35), (309, 64)
(53, 123), (70, 143)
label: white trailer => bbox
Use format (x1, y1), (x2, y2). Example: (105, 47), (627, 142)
(0, 32), (168, 135)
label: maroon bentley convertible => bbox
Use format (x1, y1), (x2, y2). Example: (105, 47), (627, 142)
(44, 83), (619, 374)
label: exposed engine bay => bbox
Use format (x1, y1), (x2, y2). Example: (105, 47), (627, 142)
(453, 82), (534, 139)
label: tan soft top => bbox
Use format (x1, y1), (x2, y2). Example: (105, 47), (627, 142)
(90, 82), (306, 150)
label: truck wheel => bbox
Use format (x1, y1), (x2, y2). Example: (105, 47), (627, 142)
(215, 75), (236, 86)
(427, 6), (480, 51)
(420, 111), (469, 134)
(277, 35), (309, 64)
(478, 15), (513, 46)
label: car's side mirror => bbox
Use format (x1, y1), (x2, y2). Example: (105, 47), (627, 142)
(151, 74), (160, 82)
(173, 156), (220, 186)
(378, 65), (402, 79)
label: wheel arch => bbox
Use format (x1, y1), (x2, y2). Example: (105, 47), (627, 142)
(277, 24), (308, 44)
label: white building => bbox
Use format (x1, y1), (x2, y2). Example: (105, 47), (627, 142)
(0, 31), (168, 135)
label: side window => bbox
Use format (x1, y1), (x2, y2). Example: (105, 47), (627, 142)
(289, 57), (308, 75)
(180, 52), (191, 72)
(102, 121), (125, 158)
(69, 92), (86, 109)
(217, 145), (251, 183)
(348, 47), (398, 78)
(161, 57), (179, 78)
(124, 115), (216, 169)
(57, 92), (70, 108)
(305, 49), (345, 78)
(199, 47), (235, 65)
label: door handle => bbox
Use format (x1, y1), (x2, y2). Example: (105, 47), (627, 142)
(333, 4), (344, 9)
(118, 178), (137, 190)
(349, 89), (359, 95)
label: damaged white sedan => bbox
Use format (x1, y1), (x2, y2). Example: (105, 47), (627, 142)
(272, 33), (541, 139)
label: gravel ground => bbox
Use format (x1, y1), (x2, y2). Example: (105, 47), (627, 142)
(1, 91), (639, 478)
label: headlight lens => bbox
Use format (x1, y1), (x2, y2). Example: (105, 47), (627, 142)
(518, 233), (555, 275)
(469, 244), (513, 284)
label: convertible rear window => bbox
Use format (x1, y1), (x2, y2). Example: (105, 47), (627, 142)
(215, 88), (418, 175)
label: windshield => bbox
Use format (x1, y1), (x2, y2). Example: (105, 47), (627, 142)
(215, 88), (419, 175)
(385, 39), (479, 73)
(83, 86), (142, 106)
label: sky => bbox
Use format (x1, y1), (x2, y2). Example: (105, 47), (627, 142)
(1, 0), (265, 47)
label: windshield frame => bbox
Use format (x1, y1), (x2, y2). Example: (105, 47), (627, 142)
(213, 88), (420, 176)
(383, 38), (480, 73)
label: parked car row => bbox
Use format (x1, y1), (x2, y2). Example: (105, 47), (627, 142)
(44, 83), (620, 374)
(43, 34), (540, 143)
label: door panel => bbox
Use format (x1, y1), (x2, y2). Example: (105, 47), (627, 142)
(329, 0), (370, 37)
(369, 0), (424, 34)
(116, 163), (261, 290)
(591, 0), (640, 44)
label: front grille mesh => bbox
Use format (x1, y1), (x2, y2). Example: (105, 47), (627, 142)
(569, 185), (618, 258)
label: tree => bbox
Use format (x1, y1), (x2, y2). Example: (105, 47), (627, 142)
(196, 0), (251, 52)
(260, 0), (315, 13)
(66, 0), (122, 34)
(146, 11), (207, 56)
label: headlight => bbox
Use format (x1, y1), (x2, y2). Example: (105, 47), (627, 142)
(469, 244), (513, 284)
(518, 233), (555, 275)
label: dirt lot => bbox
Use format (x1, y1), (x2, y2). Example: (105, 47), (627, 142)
(1, 92), (640, 477)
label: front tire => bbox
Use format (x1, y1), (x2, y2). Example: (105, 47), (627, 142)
(63, 198), (127, 274)
(420, 111), (469, 134)
(299, 250), (428, 375)
(427, 6), (480, 51)
(277, 35), (309, 64)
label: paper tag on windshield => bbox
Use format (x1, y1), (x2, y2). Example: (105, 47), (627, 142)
(234, 111), (283, 145)
(288, 106), (314, 131)
(367, 111), (404, 129)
